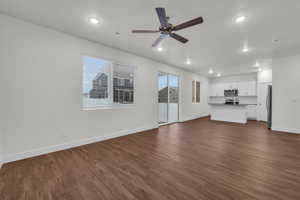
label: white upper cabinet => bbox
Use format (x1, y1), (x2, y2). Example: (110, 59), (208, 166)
(237, 81), (256, 96)
(237, 82), (248, 96)
(248, 81), (257, 96)
(215, 83), (224, 96)
(229, 82), (238, 89)
(210, 83), (224, 96)
(222, 83), (230, 90)
(210, 81), (257, 97)
(209, 84), (216, 96)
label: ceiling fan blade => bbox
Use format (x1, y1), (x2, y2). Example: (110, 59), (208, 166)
(156, 7), (168, 27)
(152, 34), (167, 47)
(170, 33), (189, 43)
(172, 17), (203, 31)
(132, 30), (160, 33)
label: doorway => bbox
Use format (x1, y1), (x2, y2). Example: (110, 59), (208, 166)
(257, 82), (272, 122)
(158, 72), (179, 125)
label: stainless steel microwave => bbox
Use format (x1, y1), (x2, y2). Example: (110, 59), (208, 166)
(224, 89), (238, 97)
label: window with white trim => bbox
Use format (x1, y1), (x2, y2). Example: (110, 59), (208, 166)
(192, 80), (201, 103)
(82, 56), (134, 109)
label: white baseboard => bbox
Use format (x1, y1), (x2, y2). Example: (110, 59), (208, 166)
(272, 126), (300, 134)
(180, 113), (209, 122)
(0, 154), (3, 169)
(0, 155), (3, 169)
(2, 124), (159, 164)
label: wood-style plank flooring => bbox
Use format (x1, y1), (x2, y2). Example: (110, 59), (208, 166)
(1, 118), (300, 200)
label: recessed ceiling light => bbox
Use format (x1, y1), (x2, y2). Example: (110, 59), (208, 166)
(254, 61), (260, 67)
(235, 15), (246, 23)
(157, 47), (163, 52)
(242, 47), (249, 53)
(208, 69), (214, 74)
(88, 17), (100, 25)
(186, 59), (191, 65)
(217, 73), (221, 77)
(258, 68), (262, 72)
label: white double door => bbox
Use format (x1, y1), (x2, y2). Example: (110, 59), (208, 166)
(158, 72), (179, 125)
(257, 82), (272, 122)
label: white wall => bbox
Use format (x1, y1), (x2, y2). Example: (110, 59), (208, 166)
(0, 133), (3, 168)
(0, 14), (209, 163)
(180, 72), (210, 121)
(272, 54), (300, 134)
(258, 69), (272, 83)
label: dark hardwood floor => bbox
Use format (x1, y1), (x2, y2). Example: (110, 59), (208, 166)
(1, 118), (300, 200)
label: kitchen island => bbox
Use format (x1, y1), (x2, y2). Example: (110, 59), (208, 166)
(209, 103), (257, 124)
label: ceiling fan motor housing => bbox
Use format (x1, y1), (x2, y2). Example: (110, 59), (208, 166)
(159, 24), (173, 34)
(132, 8), (203, 46)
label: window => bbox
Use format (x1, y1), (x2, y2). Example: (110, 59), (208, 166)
(192, 80), (201, 103)
(82, 56), (135, 109)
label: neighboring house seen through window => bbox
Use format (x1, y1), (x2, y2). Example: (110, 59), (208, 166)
(82, 56), (134, 109)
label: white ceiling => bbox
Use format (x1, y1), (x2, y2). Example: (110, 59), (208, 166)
(0, 0), (300, 76)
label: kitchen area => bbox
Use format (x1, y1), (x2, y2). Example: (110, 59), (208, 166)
(208, 72), (272, 125)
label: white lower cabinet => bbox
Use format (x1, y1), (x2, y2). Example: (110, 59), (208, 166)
(246, 105), (257, 120)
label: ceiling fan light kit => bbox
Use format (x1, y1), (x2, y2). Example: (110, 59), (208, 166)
(132, 7), (204, 47)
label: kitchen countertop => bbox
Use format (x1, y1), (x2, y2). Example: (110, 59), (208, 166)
(208, 103), (257, 106)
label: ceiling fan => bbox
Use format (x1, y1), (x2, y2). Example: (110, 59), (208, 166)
(132, 7), (204, 47)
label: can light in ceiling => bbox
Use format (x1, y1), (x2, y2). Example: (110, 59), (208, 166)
(258, 68), (262, 72)
(208, 69), (214, 74)
(242, 47), (249, 53)
(217, 73), (221, 77)
(88, 17), (100, 25)
(157, 47), (163, 52)
(186, 59), (191, 65)
(254, 61), (260, 67)
(235, 15), (246, 23)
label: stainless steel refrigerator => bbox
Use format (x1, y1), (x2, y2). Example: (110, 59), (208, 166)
(267, 85), (272, 129)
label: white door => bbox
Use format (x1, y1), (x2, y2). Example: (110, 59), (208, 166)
(257, 82), (272, 121)
(167, 74), (179, 123)
(158, 72), (168, 124)
(158, 72), (179, 125)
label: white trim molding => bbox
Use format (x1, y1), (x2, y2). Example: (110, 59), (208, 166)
(180, 113), (209, 122)
(0, 155), (3, 169)
(0, 153), (3, 169)
(272, 126), (300, 134)
(2, 124), (158, 164)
